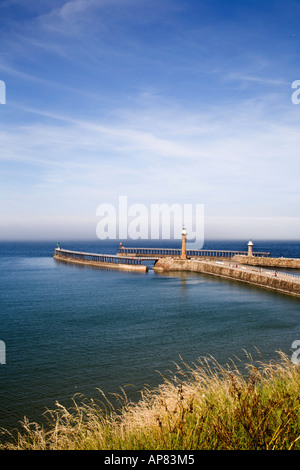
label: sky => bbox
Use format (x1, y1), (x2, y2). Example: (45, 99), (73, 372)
(0, 0), (300, 243)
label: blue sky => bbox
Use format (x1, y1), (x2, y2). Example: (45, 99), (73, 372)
(0, 0), (300, 241)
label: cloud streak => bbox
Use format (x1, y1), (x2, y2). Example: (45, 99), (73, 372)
(0, 0), (300, 240)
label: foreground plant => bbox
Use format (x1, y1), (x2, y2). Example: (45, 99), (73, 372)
(1, 351), (300, 450)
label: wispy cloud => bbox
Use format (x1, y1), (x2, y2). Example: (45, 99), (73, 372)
(1, 0), (300, 239)
(1, 94), (300, 209)
(225, 73), (290, 86)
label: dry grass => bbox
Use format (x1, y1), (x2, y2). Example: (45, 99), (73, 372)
(1, 351), (300, 450)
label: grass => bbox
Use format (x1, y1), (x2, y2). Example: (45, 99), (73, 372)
(1, 351), (300, 450)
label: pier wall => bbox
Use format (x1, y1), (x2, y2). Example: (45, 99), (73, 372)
(153, 258), (300, 298)
(232, 255), (300, 269)
(53, 252), (148, 272)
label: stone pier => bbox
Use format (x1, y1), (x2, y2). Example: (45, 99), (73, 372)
(54, 248), (148, 272)
(232, 255), (300, 269)
(153, 258), (300, 298)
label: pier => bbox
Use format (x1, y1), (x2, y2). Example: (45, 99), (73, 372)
(117, 246), (269, 259)
(148, 233), (300, 298)
(153, 258), (300, 299)
(118, 242), (300, 270)
(232, 255), (300, 269)
(53, 236), (300, 298)
(53, 248), (148, 272)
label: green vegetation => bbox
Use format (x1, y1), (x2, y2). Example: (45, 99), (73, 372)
(1, 352), (300, 450)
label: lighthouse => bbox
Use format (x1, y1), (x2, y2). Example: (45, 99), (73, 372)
(248, 240), (253, 257)
(181, 227), (187, 260)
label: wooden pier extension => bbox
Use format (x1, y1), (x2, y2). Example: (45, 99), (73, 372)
(117, 246), (269, 259)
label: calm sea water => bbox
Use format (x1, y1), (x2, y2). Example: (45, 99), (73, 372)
(0, 240), (299, 433)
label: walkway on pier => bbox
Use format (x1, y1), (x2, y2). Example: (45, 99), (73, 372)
(55, 248), (148, 265)
(212, 260), (300, 283)
(153, 258), (300, 298)
(54, 248), (148, 271)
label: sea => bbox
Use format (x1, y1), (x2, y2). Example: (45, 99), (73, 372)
(0, 239), (299, 434)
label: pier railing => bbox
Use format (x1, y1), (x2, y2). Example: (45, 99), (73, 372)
(118, 247), (270, 259)
(54, 248), (147, 265)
